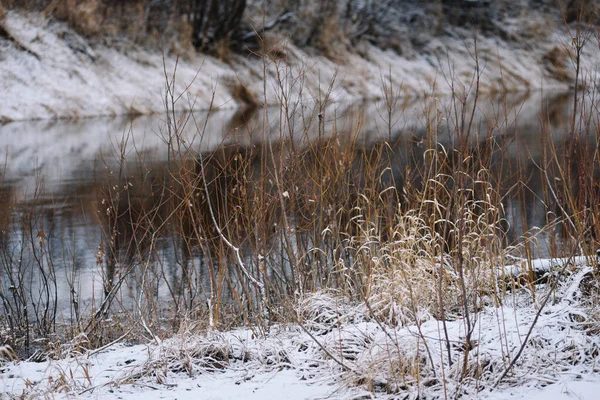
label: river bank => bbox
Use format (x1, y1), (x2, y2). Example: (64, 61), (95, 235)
(3, 260), (600, 399)
(1, 5), (598, 121)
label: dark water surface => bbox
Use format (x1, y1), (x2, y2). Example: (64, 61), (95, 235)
(0, 91), (596, 324)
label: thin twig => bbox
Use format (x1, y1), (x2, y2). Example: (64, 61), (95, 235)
(493, 228), (589, 388)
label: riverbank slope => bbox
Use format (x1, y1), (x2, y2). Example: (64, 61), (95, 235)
(1, 1), (598, 121)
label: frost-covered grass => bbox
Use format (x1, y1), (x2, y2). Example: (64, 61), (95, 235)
(3, 262), (600, 399)
(2, 5), (600, 399)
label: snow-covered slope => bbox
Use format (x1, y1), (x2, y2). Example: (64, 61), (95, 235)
(1, 9), (598, 121)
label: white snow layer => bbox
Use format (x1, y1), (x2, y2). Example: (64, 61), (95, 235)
(2, 259), (600, 399)
(1, 10), (599, 121)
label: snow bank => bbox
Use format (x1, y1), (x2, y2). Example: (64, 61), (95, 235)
(1, 10), (598, 122)
(3, 261), (600, 399)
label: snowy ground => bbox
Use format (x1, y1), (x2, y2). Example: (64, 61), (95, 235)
(2, 343), (356, 400)
(2, 257), (600, 399)
(1, 10), (599, 121)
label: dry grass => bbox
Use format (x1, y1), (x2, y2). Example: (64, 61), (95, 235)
(543, 45), (576, 83)
(44, 0), (103, 37)
(1, 18), (599, 396)
(3, 70), (598, 354)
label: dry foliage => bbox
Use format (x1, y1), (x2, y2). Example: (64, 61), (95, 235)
(45, 0), (103, 36)
(543, 45), (576, 83)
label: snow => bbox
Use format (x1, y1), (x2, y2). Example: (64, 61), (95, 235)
(2, 10), (599, 122)
(1, 330), (362, 399)
(3, 259), (600, 399)
(0, 12), (235, 121)
(3, 345), (349, 400)
(488, 379), (600, 400)
(499, 255), (595, 278)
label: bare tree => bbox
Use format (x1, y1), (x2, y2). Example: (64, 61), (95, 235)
(184, 0), (247, 50)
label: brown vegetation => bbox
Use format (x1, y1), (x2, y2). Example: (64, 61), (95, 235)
(1, 5), (599, 386)
(2, 0), (597, 66)
(543, 45), (576, 83)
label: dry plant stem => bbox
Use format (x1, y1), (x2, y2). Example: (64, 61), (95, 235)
(458, 34), (481, 380)
(87, 329), (133, 357)
(404, 274), (438, 378)
(558, 2), (590, 137)
(264, 38), (299, 291)
(270, 73), (300, 275)
(493, 227), (589, 388)
(135, 233), (161, 344)
(267, 140), (298, 265)
(363, 293), (437, 378)
(380, 67), (400, 142)
(194, 90), (268, 328)
(539, 158), (576, 231)
(87, 140), (199, 336)
(292, 311), (356, 374)
(435, 166), (453, 368)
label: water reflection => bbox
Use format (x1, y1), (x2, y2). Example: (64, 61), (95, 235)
(0, 91), (597, 331)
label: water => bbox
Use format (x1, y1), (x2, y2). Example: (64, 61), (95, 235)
(0, 91), (596, 329)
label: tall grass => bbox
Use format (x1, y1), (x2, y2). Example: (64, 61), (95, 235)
(85, 54), (596, 341)
(0, 24), (598, 386)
